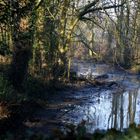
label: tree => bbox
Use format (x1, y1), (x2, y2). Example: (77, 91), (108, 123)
(0, 0), (43, 88)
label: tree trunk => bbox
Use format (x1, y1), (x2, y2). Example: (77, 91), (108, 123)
(9, 34), (32, 88)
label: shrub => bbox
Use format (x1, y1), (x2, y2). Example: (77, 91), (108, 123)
(0, 74), (16, 102)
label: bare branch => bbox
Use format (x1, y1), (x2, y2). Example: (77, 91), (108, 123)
(79, 2), (125, 20)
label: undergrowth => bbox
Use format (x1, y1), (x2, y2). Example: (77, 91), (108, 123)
(0, 74), (17, 102)
(1, 123), (140, 140)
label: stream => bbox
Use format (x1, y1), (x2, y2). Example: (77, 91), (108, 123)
(25, 61), (140, 135)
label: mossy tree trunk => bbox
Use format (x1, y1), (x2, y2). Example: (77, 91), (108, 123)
(8, 0), (39, 88)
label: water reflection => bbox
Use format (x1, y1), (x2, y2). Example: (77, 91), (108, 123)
(87, 88), (140, 132)
(70, 61), (140, 132)
(62, 87), (140, 132)
(108, 88), (139, 130)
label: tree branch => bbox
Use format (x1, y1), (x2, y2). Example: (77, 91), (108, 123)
(34, 0), (44, 10)
(79, 3), (125, 20)
(79, 0), (99, 19)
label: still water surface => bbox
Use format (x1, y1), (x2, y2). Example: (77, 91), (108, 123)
(26, 62), (140, 133)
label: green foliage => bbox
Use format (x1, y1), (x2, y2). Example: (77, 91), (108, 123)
(0, 72), (47, 102)
(0, 74), (15, 102)
(0, 74), (29, 102)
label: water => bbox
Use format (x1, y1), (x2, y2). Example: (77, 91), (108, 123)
(25, 61), (140, 133)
